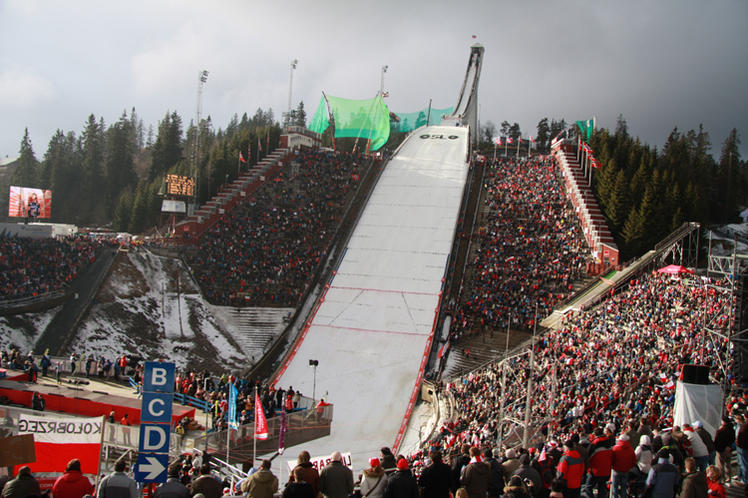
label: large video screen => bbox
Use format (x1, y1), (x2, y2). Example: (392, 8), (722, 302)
(8, 186), (52, 219)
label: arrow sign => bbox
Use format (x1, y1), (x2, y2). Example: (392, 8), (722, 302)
(135, 453), (168, 482)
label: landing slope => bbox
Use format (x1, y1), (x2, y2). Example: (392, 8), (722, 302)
(274, 126), (469, 463)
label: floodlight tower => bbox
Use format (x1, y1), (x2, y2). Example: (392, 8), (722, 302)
(380, 65), (388, 96)
(191, 70), (208, 212)
(287, 59), (298, 127)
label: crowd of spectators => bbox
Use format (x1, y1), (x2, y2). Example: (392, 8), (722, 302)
(0, 234), (106, 301)
(442, 271), (732, 453)
(451, 156), (592, 333)
(189, 149), (371, 307)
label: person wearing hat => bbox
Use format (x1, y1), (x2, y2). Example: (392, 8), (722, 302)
(418, 450), (452, 498)
(383, 459), (418, 498)
(645, 452), (680, 498)
(556, 440), (584, 498)
(503, 475), (531, 498)
(359, 458), (387, 498)
(1, 466), (40, 498)
(52, 459), (94, 498)
(288, 451), (321, 496)
(153, 462), (190, 498)
(684, 424), (709, 472)
(320, 452), (353, 498)
(692, 422), (715, 467)
(502, 449), (521, 482)
(513, 453), (542, 497)
(610, 434), (636, 498)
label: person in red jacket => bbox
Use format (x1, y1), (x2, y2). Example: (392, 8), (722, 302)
(52, 459), (94, 498)
(557, 440), (584, 498)
(611, 435), (636, 498)
(583, 427), (614, 498)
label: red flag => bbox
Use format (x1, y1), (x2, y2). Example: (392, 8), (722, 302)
(254, 391), (268, 440)
(507, 137), (513, 144)
(239, 152), (247, 163)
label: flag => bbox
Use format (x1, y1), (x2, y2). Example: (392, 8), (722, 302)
(576, 118), (594, 142)
(254, 391), (268, 440)
(278, 410), (287, 450)
(239, 153), (247, 163)
(493, 136), (502, 146)
(228, 382), (239, 430)
(507, 137), (514, 144)
(15, 413), (102, 474)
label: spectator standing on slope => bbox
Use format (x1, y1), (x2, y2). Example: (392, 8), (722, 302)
(320, 452), (354, 498)
(418, 450), (452, 498)
(97, 459), (137, 498)
(610, 434), (636, 498)
(288, 451), (321, 496)
(1, 466), (41, 498)
(52, 459), (94, 498)
(154, 462), (190, 498)
(241, 460), (278, 498)
(359, 458), (387, 498)
(383, 459), (418, 498)
(461, 447), (490, 498)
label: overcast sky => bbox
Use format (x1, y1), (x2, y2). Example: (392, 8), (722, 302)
(1, 0), (746, 164)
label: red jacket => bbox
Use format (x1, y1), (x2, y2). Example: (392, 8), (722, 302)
(557, 449), (584, 489)
(52, 470), (94, 498)
(587, 436), (613, 477)
(611, 439), (636, 473)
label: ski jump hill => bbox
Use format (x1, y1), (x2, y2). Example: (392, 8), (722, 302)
(272, 44), (484, 465)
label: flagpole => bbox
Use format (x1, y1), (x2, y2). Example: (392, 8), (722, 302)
(522, 304), (537, 448)
(493, 140), (497, 163)
(528, 137), (531, 157)
(516, 137), (520, 160)
(496, 316), (510, 449)
(253, 385), (257, 468)
(226, 382), (231, 463)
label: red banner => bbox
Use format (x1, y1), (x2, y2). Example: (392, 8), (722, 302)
(254, 391), (268, 440)
(14, 414), (102, 474)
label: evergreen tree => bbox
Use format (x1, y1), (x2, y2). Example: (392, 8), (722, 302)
(106, 111), (138, 214)
(149, 111), (183, 182)
(11, 128), (40, 188)
(80, 115), (107, 224)
(294, 101), (307, 127)
(46, 130), (81, 222)
(535, 118), (550, 152)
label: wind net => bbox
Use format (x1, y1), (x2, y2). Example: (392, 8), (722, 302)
(390, 106), (454, 133)
(308, 94), (391, 151)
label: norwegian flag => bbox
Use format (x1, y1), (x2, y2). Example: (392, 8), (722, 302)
(493, 136), (502, 146)
(507, 137), (514, 144)
(239, 152), (247, 163)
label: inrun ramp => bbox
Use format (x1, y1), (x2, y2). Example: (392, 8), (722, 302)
(273, 126), (469, 463)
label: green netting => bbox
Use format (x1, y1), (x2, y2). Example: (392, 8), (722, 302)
(308, 94), (391, 151)
(391, 106), (454, 133)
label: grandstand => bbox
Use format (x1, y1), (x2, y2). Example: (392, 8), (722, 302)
(3, 40), (748, 497)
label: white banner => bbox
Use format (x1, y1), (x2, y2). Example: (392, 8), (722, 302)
(18, 413), (103, 444)
(286, 452), (352, 473)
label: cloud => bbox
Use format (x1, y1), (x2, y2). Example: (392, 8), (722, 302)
(0, 70), (55, 109)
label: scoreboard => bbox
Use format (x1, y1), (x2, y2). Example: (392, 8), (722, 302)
(165, 174), (195, 197)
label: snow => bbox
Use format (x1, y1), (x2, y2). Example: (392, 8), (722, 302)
(273, 126), (469, 468)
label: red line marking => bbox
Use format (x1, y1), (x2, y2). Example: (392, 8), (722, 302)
(310, 323), (427, 337)
(329, 285), (439, 296)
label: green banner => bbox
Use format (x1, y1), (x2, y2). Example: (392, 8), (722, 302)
(576, 118), (594, 142)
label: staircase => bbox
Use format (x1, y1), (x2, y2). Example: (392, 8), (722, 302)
(175, 149), (290, 239)
(224, 307), (294, 364)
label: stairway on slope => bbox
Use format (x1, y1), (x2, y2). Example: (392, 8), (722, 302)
(220, 307), (294, 366)
(443, 328), (532, 379)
